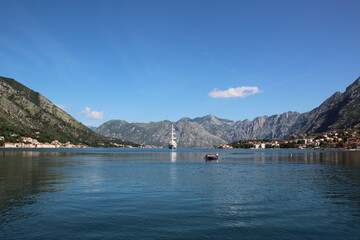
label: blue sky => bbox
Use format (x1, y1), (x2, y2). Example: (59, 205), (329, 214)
(1, 0), (359, 126)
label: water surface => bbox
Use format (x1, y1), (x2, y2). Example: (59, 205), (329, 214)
(1, 149), (360, 239)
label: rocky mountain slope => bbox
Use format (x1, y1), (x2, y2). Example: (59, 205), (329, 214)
(0, 76), (138, 147)
(96, 112), (301, 148)
(96, 77), (360, 148)
(96, 119), (227, 148)
(290, 77), (360, 134)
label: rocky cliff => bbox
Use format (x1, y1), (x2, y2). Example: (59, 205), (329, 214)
(291, 77), (360, 134)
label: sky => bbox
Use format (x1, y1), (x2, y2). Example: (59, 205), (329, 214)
(1, 0), (359, 126)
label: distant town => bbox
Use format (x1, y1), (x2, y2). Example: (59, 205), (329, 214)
(0, 136), (162, 149)
(2, 128), (360, 150)
(217, 128), (360, 150)
(0, 137), (88, 148)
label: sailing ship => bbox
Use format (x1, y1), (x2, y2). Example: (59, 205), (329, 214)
(168, 123), (177, 149)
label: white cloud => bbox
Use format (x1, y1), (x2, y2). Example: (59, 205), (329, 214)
(56, 104), (67, 110)
(80, 107), (104, 120)
(209, 86), (261, 98)
(87, 111), (104, 120)
(81, 107), (91, 114)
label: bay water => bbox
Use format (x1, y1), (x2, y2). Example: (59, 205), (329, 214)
(1, 148), (360, 239)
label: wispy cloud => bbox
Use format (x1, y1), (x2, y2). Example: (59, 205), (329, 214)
(55, 104), (67, 111)
(0, 9), (94, 85)
(81, 107), (91, 114)
(80, 107), (104, 120)
(209, 86), (261, 98)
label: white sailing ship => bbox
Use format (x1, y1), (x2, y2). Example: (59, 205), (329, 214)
(168, 123), (177, 149)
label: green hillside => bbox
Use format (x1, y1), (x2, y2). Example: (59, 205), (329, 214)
(0, 76), (139, 147)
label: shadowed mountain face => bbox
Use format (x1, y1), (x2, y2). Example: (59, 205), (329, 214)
(96, 77), (360, 148)
(290, 77), (360, 134)
(0, 76), (138, 147)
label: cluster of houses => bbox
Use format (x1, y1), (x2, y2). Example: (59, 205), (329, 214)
(217, 129), (360, 150)
(1, 137), (88, 148)
(1, 136), (163, 149)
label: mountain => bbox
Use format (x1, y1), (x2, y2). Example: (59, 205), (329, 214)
(96, 77), (360, 147)
(290, 77), (360, 134)
(87, 126), (98, 131)
(96, 112), (301, 148)
(96, 119), (227, 148)
(0, 76), (138, 147)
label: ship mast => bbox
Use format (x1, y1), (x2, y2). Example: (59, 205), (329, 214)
(169, 123), (177, 149)
(171, 123), (175, 142)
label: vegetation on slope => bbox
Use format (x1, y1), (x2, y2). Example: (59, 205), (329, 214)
(0, 76), (139, 147)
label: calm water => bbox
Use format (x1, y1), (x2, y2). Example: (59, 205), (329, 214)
(1, 148), (360, 239)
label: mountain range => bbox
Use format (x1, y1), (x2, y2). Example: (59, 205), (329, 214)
(95, 77), (360, 148)
(0, 76), (138, 147)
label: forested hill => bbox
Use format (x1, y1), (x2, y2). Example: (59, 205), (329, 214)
(0, 76), (138, 147)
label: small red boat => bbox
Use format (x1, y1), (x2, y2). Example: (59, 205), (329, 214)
(205, 153), (219, 161)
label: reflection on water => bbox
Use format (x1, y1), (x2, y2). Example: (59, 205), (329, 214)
(0, 152), (71, 225)
(170, 151), (177, 162)
(0, 149), (360, 239)
(222, 150), (360, 168)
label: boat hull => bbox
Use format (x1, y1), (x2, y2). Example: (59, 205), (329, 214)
(204, 154), (219, 161)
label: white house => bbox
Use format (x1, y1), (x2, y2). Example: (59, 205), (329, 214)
(4, 143), (17, 148)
